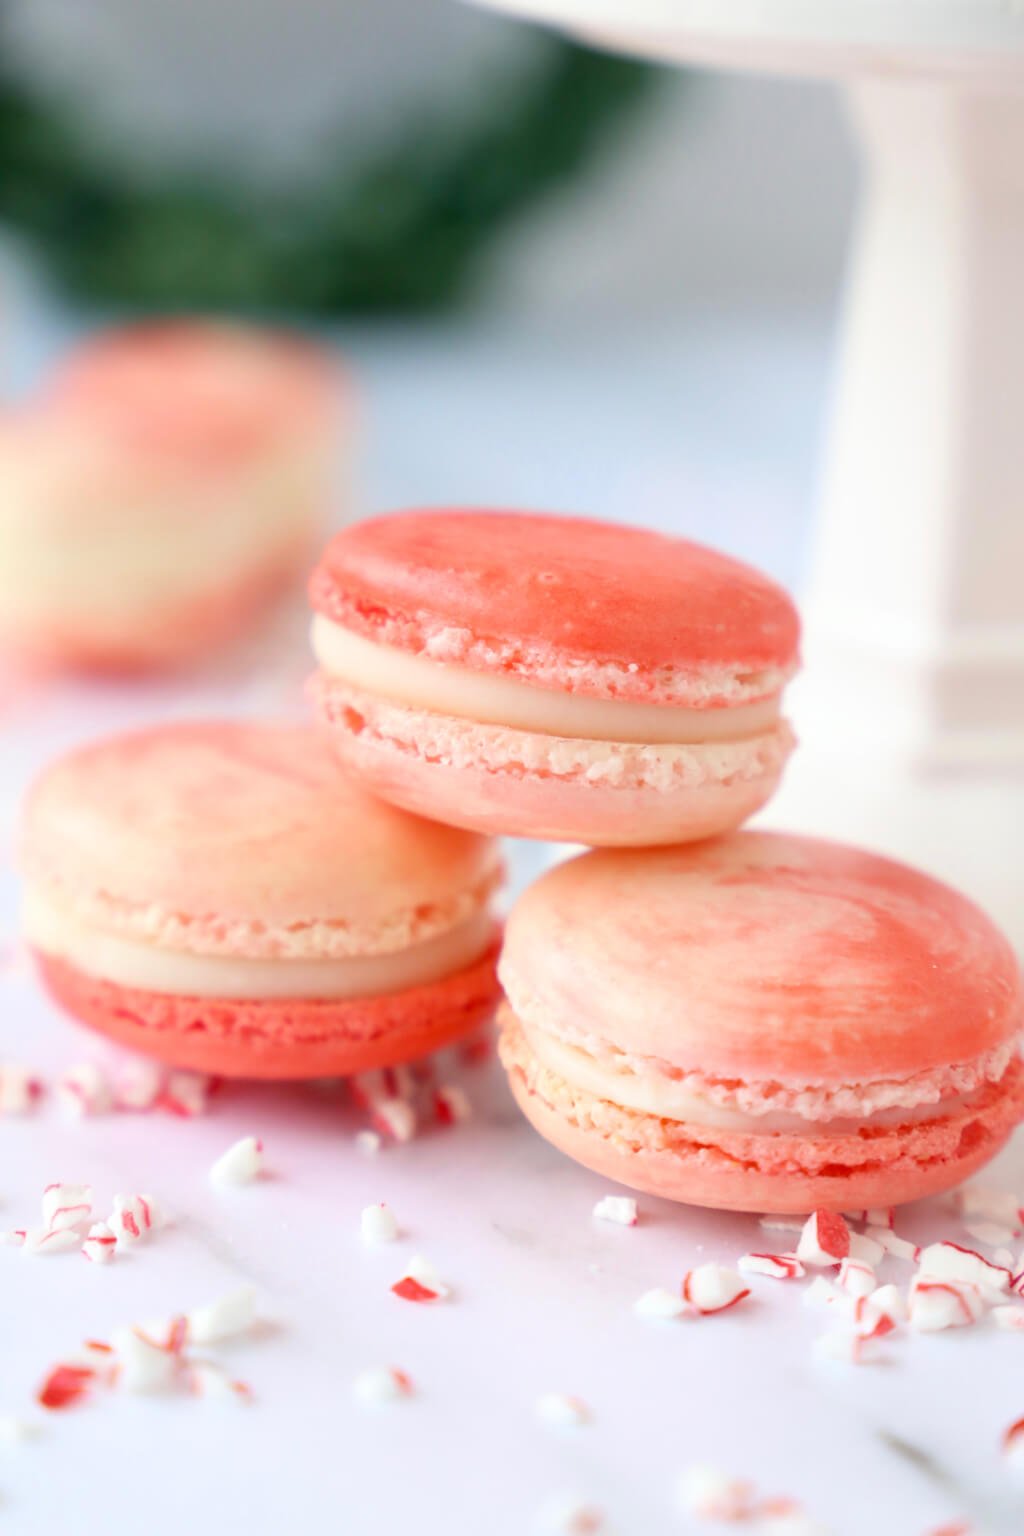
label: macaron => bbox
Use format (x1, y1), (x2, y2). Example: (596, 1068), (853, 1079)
(498, 833), (1024, 1212)
(21, 722), (502, 1077)
(0, 321), (342, 672)
(309, 508), (799, 845)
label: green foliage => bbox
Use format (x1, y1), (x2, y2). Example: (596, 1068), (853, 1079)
(0, 40), (658, 314)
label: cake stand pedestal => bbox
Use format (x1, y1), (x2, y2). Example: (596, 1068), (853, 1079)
(467, 0), (1024, 943)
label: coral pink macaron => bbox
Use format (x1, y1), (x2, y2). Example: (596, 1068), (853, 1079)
(309, 509), (799, 845)
(0, 320), (343, 672)
(20, 722), (502, 1077)
(498, 832), (1024, 1213)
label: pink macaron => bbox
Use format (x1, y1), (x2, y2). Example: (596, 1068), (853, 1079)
(21, 722), (502, 1077)
(309, 508), (799, 845)
(0, 321), (343, 672)
(498, 832), (1024, 1213)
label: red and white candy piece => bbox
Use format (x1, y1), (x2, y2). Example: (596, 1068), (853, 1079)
(992, 1306), (1024, 1332)
(866, 1226), (920, 1264)
(908, 1276), (986, 1331)
(592, 1196), (638, 1227)
(1003, 1417), (1024, 1480)
(360, 1202), (399, 1245)
(535, 1393), (590, 1429)
(21, 1227), (82, 1257)
(82, 1223), (117, 1264)
(114, 1060), (165, 1112)
(682, 1265), (750, 1315)
(847, 1232), (885, 1267)
(802, 1276), (845, 1311)
(113, 1322), (186, 1394)
(917, 1241), (1012, 1295)
(835, 1259), (877, 1300)
(187, 1286), (257, 1345)
(352, 1366), (414, 1405)
(814, 1317), (893, 1365)
(738, 1252), (805, 1281)
(759, 1216), (805, 1234)
(392, 1256), (448, 1302)
(41, 1183), (93, 1233)
(634, 1288), (687, 1321)
(372, 1098), (417, 1143)
(109, 1193), (161, 1244)
(433, 1085), (471, 1126)
(537, 1495), (605, 1534)
(963, 1220), (1018, 1250)
(674, 1466), (753, 1521)
(189, 1362), (252, 1403)
(956, 1185), (1023, 1228)
(796, 1210), (850, 1268)
(55, 1063), (112, 1117)
(0, 1064), (43, 1115)
(209, 1136), (264, 1186)
(161, 1070), (212, 1117)
(860, 1284), (907, 1328)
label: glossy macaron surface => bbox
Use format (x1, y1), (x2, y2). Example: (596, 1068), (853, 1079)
(499, 833), (1024, 1211)
(311, 508), (799, 704)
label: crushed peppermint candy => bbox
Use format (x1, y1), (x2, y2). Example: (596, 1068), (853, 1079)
(161, 1071), (213, 1117)
(37, 1364), (97, 1411)
(109, 1193), (161, 1244)
(682, 1265), (750, 1315)
(352, 1366), (414, 1405)
(536, 1495), (605, 1533)
(963, 1220), (1018, 1250)
(956, 1186), (1023, 1228)
(759, 1216), (805, 1233)
(835, 1259), (877, 1299)
(866, 1226), (920, 1264)
(674, 1466), (754, 1521)
(433, 1085), (471, 1126)
(908, 1276), (986, 1331)
(917, 1242), (1012, 1294)
(55, 1064), (112, 1117)
(634, 1288), (687, 1321)
(187, 1286), (258, 1345)
(114, 1060), (165, 1112)
(209, 1136), (264, 1186)
(21, 1227), (82, 1257)
(738, 1252), (805, 1281)
(360, 1202), (399, 1245)
(41, 1183), (93, 1233)
(992, 1306), (1024, 1332)
(392, 1256), (448, 1302)
(592, 1195), (638, 1227)
(847, 1232), (885, 1267)
(0, 1064), (43, 1115)
(535, 1393), (590, 1429)
(82, 1223), (117, 1264)
(189, 1362), (252, 1403)
(113, 1321), (188, 1394)
(797, 1211), (850, 1267)
(1003, 1417), (1024, 1466)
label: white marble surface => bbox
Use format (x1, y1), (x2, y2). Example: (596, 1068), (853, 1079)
(2, 316), (1024, 1536)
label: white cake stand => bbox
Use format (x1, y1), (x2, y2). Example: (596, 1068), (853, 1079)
(469, 0), (1024, 943)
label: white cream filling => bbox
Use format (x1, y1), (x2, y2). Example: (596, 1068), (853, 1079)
(311, 615), (781, 745)
(24, 893), (494, 1002)
(0, 445), (326, 626)
(522, 1021), (976, 1136)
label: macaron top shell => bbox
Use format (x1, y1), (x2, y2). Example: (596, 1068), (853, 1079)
(500, 832), (1022, 1086)
(310, 509), (800, 706)
(51, 320), (337, 466)
(22, 722), (501, 960)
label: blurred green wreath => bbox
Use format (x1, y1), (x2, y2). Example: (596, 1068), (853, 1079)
(0, 39), (658, 315)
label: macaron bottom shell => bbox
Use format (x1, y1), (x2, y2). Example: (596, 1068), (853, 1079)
(36, 940), (501, 1079)
(312, 675), (794, 845)
(499, 1009), (1024, 1214)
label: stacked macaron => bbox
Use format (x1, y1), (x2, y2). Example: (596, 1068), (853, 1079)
(0, 320), (343, 672)
(19, 502), (1023, 1212)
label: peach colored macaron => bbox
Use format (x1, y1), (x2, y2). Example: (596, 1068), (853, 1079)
(21, 722), (502, 1077)
(0, 321), (343, 672)
(309, 508), (799, 845)
(498, 832), (1024, 1213)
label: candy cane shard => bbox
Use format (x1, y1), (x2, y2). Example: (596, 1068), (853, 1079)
(592, 1196), (638, 1227)
(189, 1362), (253, 1402)
(737, 1253), (805, 1281)
(866, 1226), (920, 1264)
(352, 1366), (414, 1405)
(209, 1136), (264, 1186)
(846, 1232), (885, 1267)
(37, 1364), (96, 1410)
(956, 1185), (1023, 1228)
(0, 1065), (43, 1115)
(21, 1227), (82, 1256)
(392, 1255), (448, 1302)
(161, 1071), (212, 1117)
(55, 1064), (112, 1117)
(536, 1495), (605, 1534)
(917, 1242), (1012, 1294)
(114, 1060), (165, 1112)
(109, 1193), (162, 1244)
(836, 1259), (877, 1299)
(535, 1394), (590, 1429)
(187, 1286), (257, 1345)
(681, 1265), (750, 1314)
(360, 1203), (399, 1245)
(992, 1306), (1024, 1331)
(82, 1223), (117, 1264)
(908, 1277), (987, 1331)
(41, 1183), (93, 1233)
(674, 1467), (754, 1521)
(433, 1085), (471, 1126)
(634, 1287), (687, 1321)
(797, 1211), (850, 1267)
